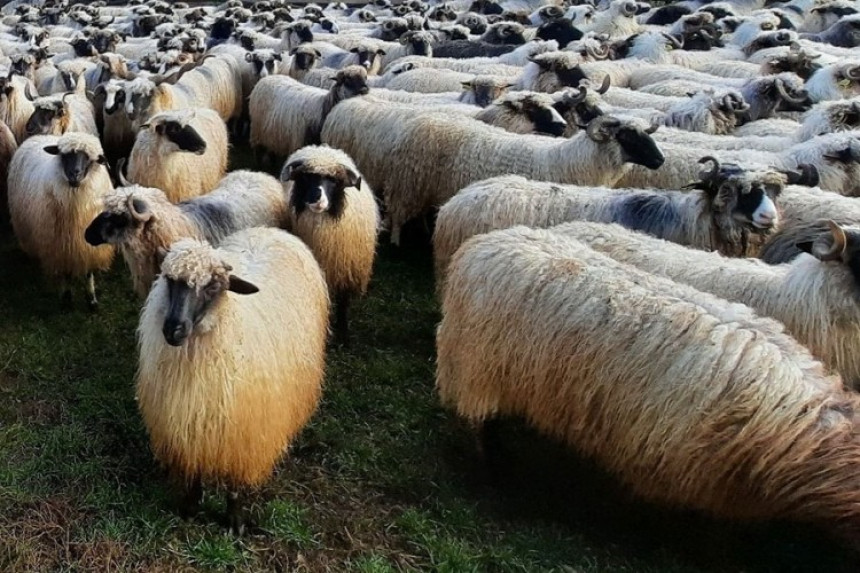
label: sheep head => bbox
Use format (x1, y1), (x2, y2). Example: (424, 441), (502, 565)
(43, 133), (107, 188)
(584, 116), (664, 169)
(25, 96), (69, 137)
(290, 45), (322, 71)
(281, 151), (361, 219)
(795, 221), (860, 286)
(693, 157), (782, 232)
(331, 66), (370, 98)
(762, 44), (822, 80)
(159, 239), (259, 347)
(498, 92), (568, 136)
(85, 190), (157, 249)
(461, 75), (515, 107)
(141, 113), (207, 155)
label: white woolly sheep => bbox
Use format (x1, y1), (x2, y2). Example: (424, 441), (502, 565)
(24, 87), (97, 139)
(559, 219), (860, 389)
(249, 65), (369, 161)
(0, 73), (36, 143)
(8, 132), (114, 308)
(137, 227), (329, 534)
(85, 170), (288, 298)
(280, 145), (380, 344)
(437, 224), (860, 538)
(433, 167), (781, 284)
(321, 100), (664, 245)
(127, 107), (229, 203)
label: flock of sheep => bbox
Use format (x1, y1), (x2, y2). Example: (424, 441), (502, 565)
(2, 0), (860, 551)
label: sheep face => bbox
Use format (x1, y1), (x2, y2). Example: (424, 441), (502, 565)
(504, 94), (568, 136)
(159, 249), (259, 347)
(350, 46), (386, 72)
(43, 144), (107, 188)
(290, 46), (321, 71)
(71, 38), (97, 58)
(762, 48), (822, 80)
(143, 119), (207, 156)
(400, 31), (433, 57)
(552, 87), (603, 133)
(84, 198), (148, 248)
(245, 50), (282, 78)
(333, 67), (370, 97)
(585, 117), (664, 169)
(536, 18), (584, 49)
(694, 160), (782, 232)
(25, 100), (66, 137)
(457, 12), (488, 34)
(461, 77), (513, 107)
(283, 160), (358, 218)
(379, 19), (409, 41)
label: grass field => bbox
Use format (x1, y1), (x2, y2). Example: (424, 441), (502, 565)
(0, 148), (859, 571)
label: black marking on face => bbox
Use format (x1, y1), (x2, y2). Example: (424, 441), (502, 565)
(129, 91), (152, 120)
(85, 211), (132, 246)
(553, 64), (588, 88)
(157, 122), (207, 154)
(26, 104), (63, 136)
(289, 172), (348, 219)
(535, 18), (583, 48)
(615, 127), (665, 169)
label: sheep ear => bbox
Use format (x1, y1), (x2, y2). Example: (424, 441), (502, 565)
(227, 275), (260, 295)
(282, 160), (302, 180)
(346, 169), (361, 188)
(97, 155), (107, 165)
(244, 52), (254, 62)
(43, 145), (60, 155)
(350, 47), (360, 53)
(377, 48), (386, 55)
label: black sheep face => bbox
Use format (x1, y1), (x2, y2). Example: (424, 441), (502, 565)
(43, 145), (107, 188)
(283, 163), (359, 220)
(712, 177), (781, 232)
(25, 102), (65, 137)
(85, 198), (152, 248)
(587, 118), (664, 169)
(290, 47), (321, 71)
(151, 121), (207, 155)
(246, 51), (283, 77)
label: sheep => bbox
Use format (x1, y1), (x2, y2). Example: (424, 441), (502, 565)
(7, 132), (114, 309)
(474, 92), (569, 135)
(437, 224), (860, 538)
(796, 99), (860, 140)
(127, 108), (229, 203)
(280, 145), (380, 344)
(321, 102), (664, 245)
(805, 61), (860, 103)
(0, 121), (17, 227)
(0, 72), (36, 143)
(95, 78), (135, 166)
(580, 0), (642, 37)
(24, 87), (98, 139)
(559, 219), (860, 388)
(137, 227), (329, 534)
(287, 45), (323, 81)
(433, 165), (781, 283)
(85, 170), (288, 298)
(249, 65), (368, 161)
(660, 89), (749, 135)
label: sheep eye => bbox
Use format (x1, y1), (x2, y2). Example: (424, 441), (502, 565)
(761, 23), (773, 30)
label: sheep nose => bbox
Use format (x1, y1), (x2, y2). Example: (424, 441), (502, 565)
(163, 320), (190, 346)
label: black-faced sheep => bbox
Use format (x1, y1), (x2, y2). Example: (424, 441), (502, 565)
(280, 146), (380, 344)
(249, 65), (368, 161)
(85, 170), (288, 298)
(438, 224), (860, 539)
(127, 107), (229, 203)
(137, 227), (329, 534)
(8, 132), (114, 308)
(322, 101), (664, 245)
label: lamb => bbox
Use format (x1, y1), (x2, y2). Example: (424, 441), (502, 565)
(249, 65), (369, 161)
(127, 108), (229, 203)
(433, 165), (781, 284)
(137, 227), (329, 534)
(437, 224), (860, 538)
(280, 146), (380, 344)
(7, 132), (114, 309)
(85, 170), (289, 298)
(321, 102), (664, 245)
(570, 216), (860, 386)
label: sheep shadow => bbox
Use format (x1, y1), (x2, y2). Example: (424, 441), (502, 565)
(443, 416), (860, 573)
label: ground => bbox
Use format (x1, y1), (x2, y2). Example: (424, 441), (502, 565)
(0, 148), (859, 572)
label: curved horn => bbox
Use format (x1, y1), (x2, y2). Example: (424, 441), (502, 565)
(698, 156), (720, 180)
(775, 78), (807, 104)
(644, 117), (660, 134)
(61, 92), (74, 105)
(24, 82), (37, 101)
(596, 74), (610, 94)
(845, 64), (860, 81)
(586, 116), (609, 141)
(663, 33), (683, 50)
(812, 220), (848, 261)
(126, 194), (151, 222)
(117, 158), (132, 187)
(567, 86), (587, 105)
(585, 43), (610, 60)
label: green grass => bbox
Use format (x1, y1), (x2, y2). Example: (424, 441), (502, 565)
(0, 148), (857, 571)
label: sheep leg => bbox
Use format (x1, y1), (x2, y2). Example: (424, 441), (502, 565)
(226, 488), (248, 536)
(59, 276), (73, 310)
(176, 475), (202, 520)
(390, 222), (402, 247)
(334, 291), (351, 347)
(85, 272), (98, 312)
(473, 417), (503, 482)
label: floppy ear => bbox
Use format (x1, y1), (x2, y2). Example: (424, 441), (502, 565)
(227, 275), (260, 294)
(376, 48), (386, 55)
(345, 168), (362, 189)
(282, 160), (303, 180)
(97, 154), (107, 165)
(43, 145), (60, 155)
(350, 47), (359, 53)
